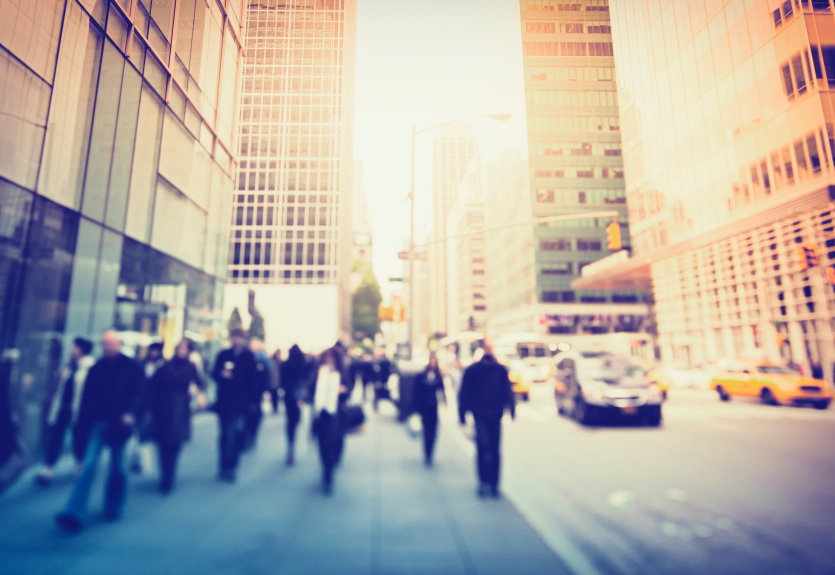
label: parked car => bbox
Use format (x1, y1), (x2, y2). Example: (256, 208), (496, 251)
(711, 359), (832, 409)
(553, 352), (665, 426)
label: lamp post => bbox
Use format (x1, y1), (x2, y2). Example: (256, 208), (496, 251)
(407, 113), (512, 357)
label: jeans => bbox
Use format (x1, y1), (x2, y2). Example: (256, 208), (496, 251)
(316, 411), (343, 487)
(156, 442), (181, 492)
(474, 416), (502, 488)
(218, 414), (245, 473)
(284, 397), (301, 452)
(420, 408), (439, 462)
(61, 422), (127, 523)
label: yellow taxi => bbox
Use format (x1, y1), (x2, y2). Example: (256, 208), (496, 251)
(711, 359), (832, 409)
(508, 367), (531, 402)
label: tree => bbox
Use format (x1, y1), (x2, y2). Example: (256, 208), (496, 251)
(352, 268), (382, 341)
(248, 305), (266, 342)
(227, 307), (243, 333)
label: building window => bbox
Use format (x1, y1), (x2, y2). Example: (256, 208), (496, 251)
(540, 239), (572, 251)
(577, 239), (602, 251)
(542, 263), (573, 275)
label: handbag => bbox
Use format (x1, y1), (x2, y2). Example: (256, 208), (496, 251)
(341, 404), (366, 433)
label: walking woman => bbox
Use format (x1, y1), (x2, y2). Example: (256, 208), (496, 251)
(280, 345), (307, 465)
(413, 353), (446, 466)
(312, 348), (346, 494)
(146, 339), (202, 494)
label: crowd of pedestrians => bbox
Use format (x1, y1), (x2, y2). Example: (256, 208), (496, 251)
(8, 325), (517, 534)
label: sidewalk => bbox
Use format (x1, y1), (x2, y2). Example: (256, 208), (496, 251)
(0, 402), (571, 575)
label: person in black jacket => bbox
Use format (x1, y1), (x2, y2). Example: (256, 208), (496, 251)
(210, 327), (257, 482)
(244, 338), (271, 451)
(458, 344), (515, 498)
(414, 353), (446, 466)
(55, 331), (144, 533)
(280, 344), (307, 465)
(146, 339), (202, 494)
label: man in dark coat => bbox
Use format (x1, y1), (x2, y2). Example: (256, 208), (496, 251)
(280, 344), (308, 465)
(55, 331), (144, 533)
(211, 327), (257, 482)
(243, 338), (271, 451)
(458, 343), (515, 498)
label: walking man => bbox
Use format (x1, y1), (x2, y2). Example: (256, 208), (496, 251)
(35, 337), (94, 486)
(211, 327), (257, 482)
(55, 331), (144, 532)
(458, 343), (515, 498)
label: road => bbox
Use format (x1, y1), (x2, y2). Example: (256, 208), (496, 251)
(481, 384), (835, 575)
(2, 383), (834, 575)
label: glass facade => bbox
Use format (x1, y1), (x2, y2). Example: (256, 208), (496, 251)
(607, 0), (835, 372)
(0, 0), (242, 456)
(229, 0), (355, 289)
(520, 0), (642, 309)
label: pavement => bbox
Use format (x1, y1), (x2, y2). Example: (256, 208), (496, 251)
(0, 396), (570, 575)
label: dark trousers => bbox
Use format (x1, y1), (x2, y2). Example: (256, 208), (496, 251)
(43, 410), (85, 467)
(284, 397), (301, 452)
(244, 408), (262, 450)
(268, 388), (280, 413)
(156, 442), (181, 493)
(420, 408), (438, 462)
(218, 414), (244, 473)
(474, 416), (502, 488)
(316, 411), (343, 487)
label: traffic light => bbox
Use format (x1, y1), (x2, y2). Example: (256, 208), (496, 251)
(606, 221), (622, 251)
(796, 244), (820, 271)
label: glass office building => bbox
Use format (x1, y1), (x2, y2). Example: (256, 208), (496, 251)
(577, 0), (835, 373)
(518, 0), (649, 338)
(225, 0), (356, 347)
(0, 0), (242, 455)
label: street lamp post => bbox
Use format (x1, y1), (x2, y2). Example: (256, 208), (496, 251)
(407, 113), (512, 357)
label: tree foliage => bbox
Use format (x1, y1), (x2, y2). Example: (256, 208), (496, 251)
(352, 268), (382, 341)
(227, 307), (243, 333)
(248, 305), (266, 341)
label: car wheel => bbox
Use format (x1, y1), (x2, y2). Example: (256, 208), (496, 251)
(643, 405), (662, 427)
(814, 399), (831, 410)
(760, 388), (779, 406)
(574, 398), (595, 426)
(716, 385), (730, 402)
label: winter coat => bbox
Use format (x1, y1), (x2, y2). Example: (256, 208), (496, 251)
(252, 351), (272, 403)
(211, 347), (258, 417)
(75, 353), (145, 447)
(413, 367), (446, 413)
(280, 347), (308, 401)
(46, 355), (95, 425)
(147, 357), (200, 445)
(458, 354), (515, 423)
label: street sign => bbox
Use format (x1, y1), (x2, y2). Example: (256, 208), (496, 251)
(397, 251), (426, 260)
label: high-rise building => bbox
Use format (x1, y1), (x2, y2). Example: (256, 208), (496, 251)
(517, 0), (650, 340)
(428, 123), (478, 336)
(484, 151), (537, 335)
(446, 154), (487, 334)
(577, 0), (835, 374)
(0, 0), (243, 456)
(352, 160), (372, 270)
(224, 0), (356, 351)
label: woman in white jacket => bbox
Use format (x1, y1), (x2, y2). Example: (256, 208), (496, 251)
(35, 338), (94, 486)
(312, 348), (346, 495)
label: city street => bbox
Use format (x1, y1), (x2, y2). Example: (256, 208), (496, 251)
(2, 383), (835, 575)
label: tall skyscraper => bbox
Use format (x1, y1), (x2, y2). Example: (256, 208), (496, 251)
(516, 0), (649, 340)
(352, 160), (373, 270)
(225, 0), (356, 350)
(428, 123), (478, 335)
(0, 0), (242, 456)
(578, 0), (835, 374)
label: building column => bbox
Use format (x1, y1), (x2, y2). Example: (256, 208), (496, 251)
(787, 321), (810, 375)
(722, 326), (736, 360)
(759, 320), (781, 364)
(742, 325), (756, 356)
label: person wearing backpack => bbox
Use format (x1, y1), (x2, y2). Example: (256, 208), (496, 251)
(457, 343), (515, 498)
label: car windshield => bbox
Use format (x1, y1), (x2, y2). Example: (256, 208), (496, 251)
(577, 356), (645, 384)
(757, 366), (799, 375)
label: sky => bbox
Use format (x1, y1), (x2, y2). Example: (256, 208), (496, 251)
(352, 0), (529, 300)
